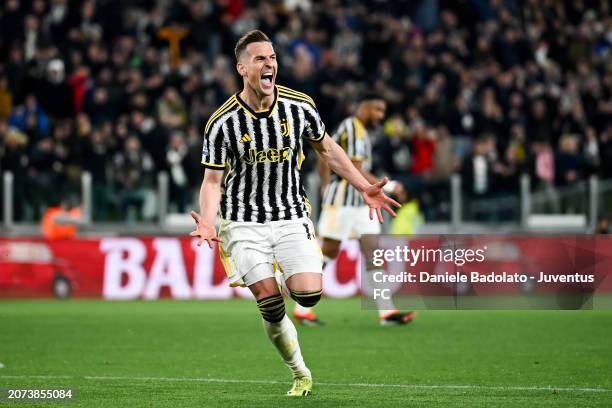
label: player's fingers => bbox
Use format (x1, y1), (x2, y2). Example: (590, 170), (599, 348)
(383, 204), (397, 217)
(190, 210), (201, 224)
(189, 230), (199, 237)
(369, 207), (374, 220)
(205, 238), (213, 249)
(377, 208), (383, 224)
(196, 237), (204, 247)
(375, 177), (389, 188)
(385, 196), (402, 208)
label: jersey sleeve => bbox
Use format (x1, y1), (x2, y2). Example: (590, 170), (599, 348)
(348, 118), (366, 160)
(201, 121), (227, 169)
(302, 104), (326, 143)
(335, 118), (366, 160)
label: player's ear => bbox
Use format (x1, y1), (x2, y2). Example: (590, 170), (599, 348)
(236, 62), (246, 77)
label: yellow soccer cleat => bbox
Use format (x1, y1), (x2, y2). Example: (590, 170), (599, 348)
(287, 377), (312, 396)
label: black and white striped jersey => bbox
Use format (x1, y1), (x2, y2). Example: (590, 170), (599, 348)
(321, 116), (371, 207)
(201, 85), (325, 223)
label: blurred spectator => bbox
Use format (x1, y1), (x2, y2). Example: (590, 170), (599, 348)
(166, 131), (190, 213)
(493, 144), (522, 193)
(0, 76), (13, 120)
(583, 126), (600, 172)
(38, 59), (74, 119)
(600, 125), (612, 179)
(526, 99), (552, 142)
(51, 120), (79, 189)
(130, 110), (167, 172)
(461, 134), (500, 221)
(8, 94), (49, 139)
(475, 87), (504, 140)
(553, 133), (588, 214)
(83, 83), (117, 125)
(461, 134), (495, 198)
(430, 126), (455, 182)
(284, 45), (317, 97)
(69, 67), (90, 115)
(28, 136), (63, 218)
(158, 87), (187, 129)
(0, 124), (28, 221)
(24, 14), (41, 61)
(410, 127), (436, 177)
(82, 128), (111, 221)
(555, 134), (585, 187)
(448, 96), (475, 139)
(112, 135), (155, 222)
(494, 144), (523, 221)
(377, 113), (412, 180)
(529, 139), (559, 213)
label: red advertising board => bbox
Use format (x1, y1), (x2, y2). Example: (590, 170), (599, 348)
(0, 238), (366, 299)
(1, 236), (611, 299)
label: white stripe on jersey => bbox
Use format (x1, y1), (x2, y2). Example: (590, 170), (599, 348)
(258, 115), (273, 217)
(346, 119), (355, 158)
(230, 112), (243, 220)
(282, 101), (296, 218)
(291, 102), (306, 218)
(271, 104), (286, 217)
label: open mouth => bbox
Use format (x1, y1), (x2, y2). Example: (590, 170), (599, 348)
(261, 72), (274, 89)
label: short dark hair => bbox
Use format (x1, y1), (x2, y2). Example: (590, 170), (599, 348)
(234, 30), (272, 61)
(358, 91), (385, 103)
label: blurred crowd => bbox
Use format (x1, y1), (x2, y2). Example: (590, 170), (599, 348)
(1, 0), (612, 222)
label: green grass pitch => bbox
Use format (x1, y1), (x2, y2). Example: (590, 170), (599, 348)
(1, 299), (611, 407)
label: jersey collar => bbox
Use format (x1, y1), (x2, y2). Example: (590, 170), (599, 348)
(235, 86), (278, 119)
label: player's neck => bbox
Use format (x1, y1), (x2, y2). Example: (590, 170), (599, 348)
(355, 113), (368, 127)
(239, 86), (274, 112)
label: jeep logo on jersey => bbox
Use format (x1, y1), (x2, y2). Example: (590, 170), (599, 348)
(241, 147), (293, 164)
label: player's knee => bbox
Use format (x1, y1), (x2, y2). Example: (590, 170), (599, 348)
(323, 248), (339, 261)
(257, 294), (286, 323)
(322, 239), (341, 259)
(289, 289), (322, 308)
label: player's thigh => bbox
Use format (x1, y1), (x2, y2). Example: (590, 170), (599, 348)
(218, 219), (275, 287)
(273, 218), (323, 291)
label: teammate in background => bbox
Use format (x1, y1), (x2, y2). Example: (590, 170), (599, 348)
(190, 31), (400, 396)
(292, 94), (417, 326)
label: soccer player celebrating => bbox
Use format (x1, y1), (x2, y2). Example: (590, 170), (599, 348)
(190, 30), (400, 396)
(292, 94), (417, 326)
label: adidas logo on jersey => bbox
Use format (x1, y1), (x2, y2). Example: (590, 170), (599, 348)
(241, 147), (293, 164)
(240, 133), (252, 143)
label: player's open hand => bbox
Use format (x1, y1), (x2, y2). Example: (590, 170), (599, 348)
(363, 177), (402, 224)
(189, 211), (223, 248)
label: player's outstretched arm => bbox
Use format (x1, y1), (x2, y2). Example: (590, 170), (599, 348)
(190, 168), (224, 248)
(309, 134), (401, 223)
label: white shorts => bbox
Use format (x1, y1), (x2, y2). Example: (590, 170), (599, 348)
(317, 205), (381, 241)
(218, 217), (323, 287)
